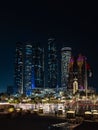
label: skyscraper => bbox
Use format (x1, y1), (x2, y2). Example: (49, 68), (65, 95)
(14, 42), (24, 94)
(32, 43), (44, 89)
(68, 54), (88, 93)
(68, 56), (74, 90)
(47, 38), (58, 88)
(61, 47), (72, 90)
(76, 54), (84, 90)
(24, 42), (33, 95)
(14, 41), (44, 96)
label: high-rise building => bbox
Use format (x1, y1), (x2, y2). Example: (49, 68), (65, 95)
(68, 54), (87, 92)
(47, 38), (58, 88)
(68, 56), (74, 90)
(14, 41), (44, 96)
(61, 47), (72, 90)
(14, 42), (24, 94)
(24, 42), (33, 95)
(76, 54), (85, 90)
(32, 44), (44, 88)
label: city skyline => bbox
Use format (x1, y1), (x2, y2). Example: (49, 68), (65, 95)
(0, 1), (98, 92)
(0, 39), (95, 94)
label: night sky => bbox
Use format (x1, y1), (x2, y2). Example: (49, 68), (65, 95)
(0, 1), (98, 92)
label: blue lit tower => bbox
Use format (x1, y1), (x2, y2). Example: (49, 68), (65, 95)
(14, 41), (44, 96)
(24, 42), (33, 95)
(32, 43), (44, 88)
(14, 42), (24, 94)
(61, 47), (72, 90)
(47, 38), (58, 88)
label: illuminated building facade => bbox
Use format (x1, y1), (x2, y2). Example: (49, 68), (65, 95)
(14, 42), (24, 94)
(47, 38), (58, 88)
(76, 54), (85, 90)
(24, 42), (33, 95)
(68, 54), (87, 92)
(14, 42), (44, 96)
(61, 47), (72, 90)
(68, 56), (74, 90)
(32, 44), (44, 88)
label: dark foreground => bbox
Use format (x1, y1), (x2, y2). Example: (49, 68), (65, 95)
(1, 114), (98, 130)
(0, 114), (66, 130)
(74, 120), (98, 130)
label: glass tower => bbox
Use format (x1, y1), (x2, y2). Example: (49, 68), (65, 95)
(14, 42), (24, 94)
(24, 42), (33, 95)
(47, 38), (58, 88)
(61, 47), (72, 90)
(14, 42), (44, 96)
(32, 44), (44, 88)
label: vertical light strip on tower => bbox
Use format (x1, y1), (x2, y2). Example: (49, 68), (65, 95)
(24, 42), (33, 96)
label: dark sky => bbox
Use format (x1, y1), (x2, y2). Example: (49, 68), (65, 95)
(0, 1), (98, 92)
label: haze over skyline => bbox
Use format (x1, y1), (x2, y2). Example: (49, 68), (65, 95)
(0, 1), (98, 92)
